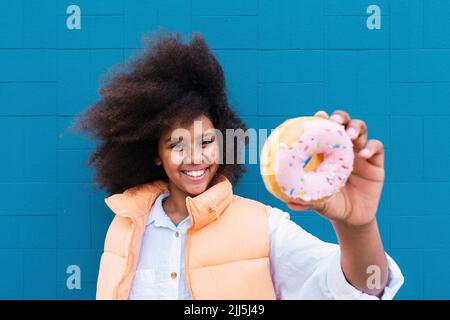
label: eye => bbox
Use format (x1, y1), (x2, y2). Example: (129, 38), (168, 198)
(202, 136), (215, 147)
(170, 142), (184, 151)
(202, 139), (213, 146)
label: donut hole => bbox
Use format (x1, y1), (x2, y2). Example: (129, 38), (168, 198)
(303, 153), (325, 172)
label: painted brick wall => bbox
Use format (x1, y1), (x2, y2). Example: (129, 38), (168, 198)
(0, 0), (448, 299)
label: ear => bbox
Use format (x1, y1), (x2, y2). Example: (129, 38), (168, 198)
(154, 157), (162, 166)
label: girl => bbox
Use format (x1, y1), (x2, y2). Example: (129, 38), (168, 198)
(76, 32), (403, 300)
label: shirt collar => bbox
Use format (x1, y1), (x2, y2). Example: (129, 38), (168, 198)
(146, 192), (171, 227)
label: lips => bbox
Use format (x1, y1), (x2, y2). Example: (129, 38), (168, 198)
(180, 166), (209, 181)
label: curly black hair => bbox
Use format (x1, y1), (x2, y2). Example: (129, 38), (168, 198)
(73, 31), (248, 195)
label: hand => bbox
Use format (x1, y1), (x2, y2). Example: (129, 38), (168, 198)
(287, 110), (385, 227)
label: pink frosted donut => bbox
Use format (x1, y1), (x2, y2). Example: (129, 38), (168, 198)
(260, 116), (354, 204)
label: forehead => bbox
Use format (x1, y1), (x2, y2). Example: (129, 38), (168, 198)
(162, 115), (215, 139)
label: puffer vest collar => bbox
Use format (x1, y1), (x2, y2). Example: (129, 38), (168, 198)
(104, 174), (233, 231)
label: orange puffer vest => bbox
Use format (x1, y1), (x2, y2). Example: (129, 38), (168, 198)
(96, 174), (276, 300)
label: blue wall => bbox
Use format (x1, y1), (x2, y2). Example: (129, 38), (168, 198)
(0, 0), (448, 299)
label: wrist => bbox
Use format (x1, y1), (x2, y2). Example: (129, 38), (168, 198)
(332, 216), (378, 235)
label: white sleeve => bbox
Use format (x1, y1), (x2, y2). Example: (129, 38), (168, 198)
(268, 207), (404, 300)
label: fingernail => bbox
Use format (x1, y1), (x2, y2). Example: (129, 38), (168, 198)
(360, 148), (371, 157)
(331, 114), (343, 124)
(346, 127), (356, 138)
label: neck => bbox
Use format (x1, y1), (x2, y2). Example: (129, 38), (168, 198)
(162, 183), (191, 225)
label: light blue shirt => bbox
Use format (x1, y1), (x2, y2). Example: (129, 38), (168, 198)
(130, 192), (404, 300)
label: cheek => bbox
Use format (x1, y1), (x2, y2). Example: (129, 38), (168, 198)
(172, 152), (185, 166)
(163, 151), (184, 171)
(204, 144), (220, 163)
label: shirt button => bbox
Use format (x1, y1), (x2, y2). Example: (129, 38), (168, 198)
(170, 272), (177, 279)
(175, 231), (180, 238)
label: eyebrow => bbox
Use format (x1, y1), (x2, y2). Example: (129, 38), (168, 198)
(165, 136), (182, 143)
(165, 132), (214, 143)
(201, 132), (215, 139)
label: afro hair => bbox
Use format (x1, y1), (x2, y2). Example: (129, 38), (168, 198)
(74, 31), (248, 195)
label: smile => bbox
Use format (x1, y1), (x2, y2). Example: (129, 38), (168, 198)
(181, 167), (209, 180)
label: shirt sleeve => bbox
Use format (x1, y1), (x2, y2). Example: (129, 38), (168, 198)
(268, 207), (404, 300)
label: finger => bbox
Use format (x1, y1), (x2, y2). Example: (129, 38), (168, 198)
(287, 203), (311, 211)
(358, 139), (385, 167)
(314, 110), (329, 119)
(346, 119), (367, 150)
(287, 201), (326, 213)
(330, 110), (351, 125)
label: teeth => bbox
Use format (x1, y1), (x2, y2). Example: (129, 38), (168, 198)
(184, 169), (205, 177)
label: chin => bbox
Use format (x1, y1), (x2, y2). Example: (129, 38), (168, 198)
(183, 182), (209, 196)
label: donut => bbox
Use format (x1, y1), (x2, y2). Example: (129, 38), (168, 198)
(260, 116), (354, 205)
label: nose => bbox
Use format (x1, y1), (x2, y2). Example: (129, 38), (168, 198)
(185, 143), (203, 165)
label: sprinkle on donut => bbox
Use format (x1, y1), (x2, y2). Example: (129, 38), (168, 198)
(266, 117), (354, 203)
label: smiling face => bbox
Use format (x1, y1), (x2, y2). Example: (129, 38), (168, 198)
(155, 114), (220, 197)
